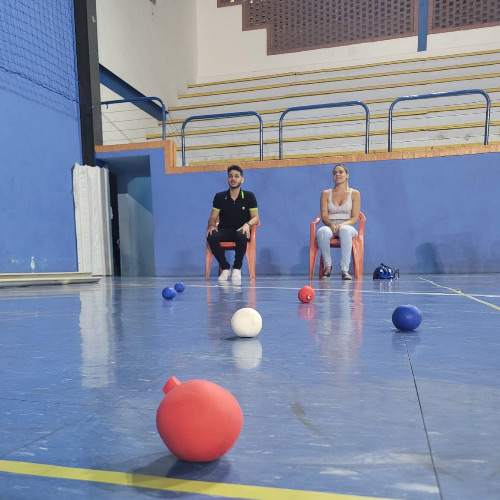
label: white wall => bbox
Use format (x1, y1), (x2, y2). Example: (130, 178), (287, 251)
(196, 0), (500, 83)
(97, 0), (500, 96)
(97, 0), (198, 106)
(428, 26), (500, 52)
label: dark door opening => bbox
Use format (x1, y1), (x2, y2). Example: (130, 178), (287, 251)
(109, 172), (121, 276)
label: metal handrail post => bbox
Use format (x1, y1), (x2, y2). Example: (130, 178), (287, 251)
(101, 96), (168, 140)
(181, 111), (264, 166)
(388, 89), (491, 152)
(278, 101), (370, 159)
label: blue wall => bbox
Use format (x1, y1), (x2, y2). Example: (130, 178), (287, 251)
(97, 148), (500, 277)
(0, 0), (81, 273)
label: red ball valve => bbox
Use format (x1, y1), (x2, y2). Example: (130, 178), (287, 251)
(156, 376), (243, 462)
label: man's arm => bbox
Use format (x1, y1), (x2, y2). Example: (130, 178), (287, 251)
(207, 208), (220, 236)
(237, 208), (259, 238)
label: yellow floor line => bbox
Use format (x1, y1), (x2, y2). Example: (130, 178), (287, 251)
(419, 278), (500, 311)
(0, 459), (396, 500)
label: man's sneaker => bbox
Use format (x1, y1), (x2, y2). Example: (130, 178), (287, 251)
(231, 268), (242, 283)
(218, 269), (230, 282)
(342, 270), (352, 280)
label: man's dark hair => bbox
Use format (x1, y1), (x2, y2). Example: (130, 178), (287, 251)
(227, 165), (243, 175)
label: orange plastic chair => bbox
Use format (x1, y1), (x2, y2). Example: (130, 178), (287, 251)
(206, 222), (260, 280)
(309, 212), (365, 279)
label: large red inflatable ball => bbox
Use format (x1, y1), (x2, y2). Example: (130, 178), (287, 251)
(156, 376), (243, 462)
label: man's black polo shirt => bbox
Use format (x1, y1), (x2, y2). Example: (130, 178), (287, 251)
(212, 189), (258, 230)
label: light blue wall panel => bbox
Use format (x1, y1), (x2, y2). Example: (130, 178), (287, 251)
(117, 175), (155, 277)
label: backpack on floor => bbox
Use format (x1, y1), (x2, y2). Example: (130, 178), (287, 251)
(373, 263), (399, 279)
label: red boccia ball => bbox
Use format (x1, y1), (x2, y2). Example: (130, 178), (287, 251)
(156, 376), (243, 462)
(298, 285), (315, 303)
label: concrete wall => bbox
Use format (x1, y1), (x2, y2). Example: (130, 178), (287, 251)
(96, 147), (500, 277)
(0, 1), (81, 273)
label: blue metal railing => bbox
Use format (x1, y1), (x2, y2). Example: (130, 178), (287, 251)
(388, 89), (491, 152)
(181, 111), (264, 166)
(101, 96), (168, 141)
(278, 101), (370, 159)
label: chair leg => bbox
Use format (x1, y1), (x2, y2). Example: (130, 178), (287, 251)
(352, 239), (364, 279)
(309, 241), (319, 278)
(205, 244), (213, 280)
(356, 252), (364, 279)
(246, 242), (256, 280)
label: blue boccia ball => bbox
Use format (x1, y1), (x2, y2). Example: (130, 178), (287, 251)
(392, 305), (422, 331)
(162, 287), (177, 300)
(174, 282), (185, 293)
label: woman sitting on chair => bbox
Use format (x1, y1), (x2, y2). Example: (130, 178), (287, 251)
(317, 163), (361, 280)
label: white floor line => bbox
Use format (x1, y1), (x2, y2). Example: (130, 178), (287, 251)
(187, 283), (500, 298)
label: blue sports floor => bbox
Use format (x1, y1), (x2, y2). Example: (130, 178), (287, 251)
(0, 275), (499, 500)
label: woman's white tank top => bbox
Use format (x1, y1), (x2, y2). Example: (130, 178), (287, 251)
(327, 188), (353, 223)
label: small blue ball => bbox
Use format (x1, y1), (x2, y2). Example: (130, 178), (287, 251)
(392, 305), (422, 331)
(162, 287), (177, 300)
(174, 282), (185, 293)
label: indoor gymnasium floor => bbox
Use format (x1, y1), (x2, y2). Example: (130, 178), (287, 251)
(0, 274), (499, 500)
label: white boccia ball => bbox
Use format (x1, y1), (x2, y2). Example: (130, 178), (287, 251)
(231, 307), (262, 338)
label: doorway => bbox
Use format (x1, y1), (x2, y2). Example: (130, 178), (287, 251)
(100, 156), (155, 276)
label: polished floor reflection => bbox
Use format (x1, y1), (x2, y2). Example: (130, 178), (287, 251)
(0, 275), (499, 499)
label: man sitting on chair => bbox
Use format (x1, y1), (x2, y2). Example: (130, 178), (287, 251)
(207, 165), (259, 284)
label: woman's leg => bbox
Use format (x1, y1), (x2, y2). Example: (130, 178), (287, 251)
(316, 226), (334, 268)
(338, 225), (358, 272)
